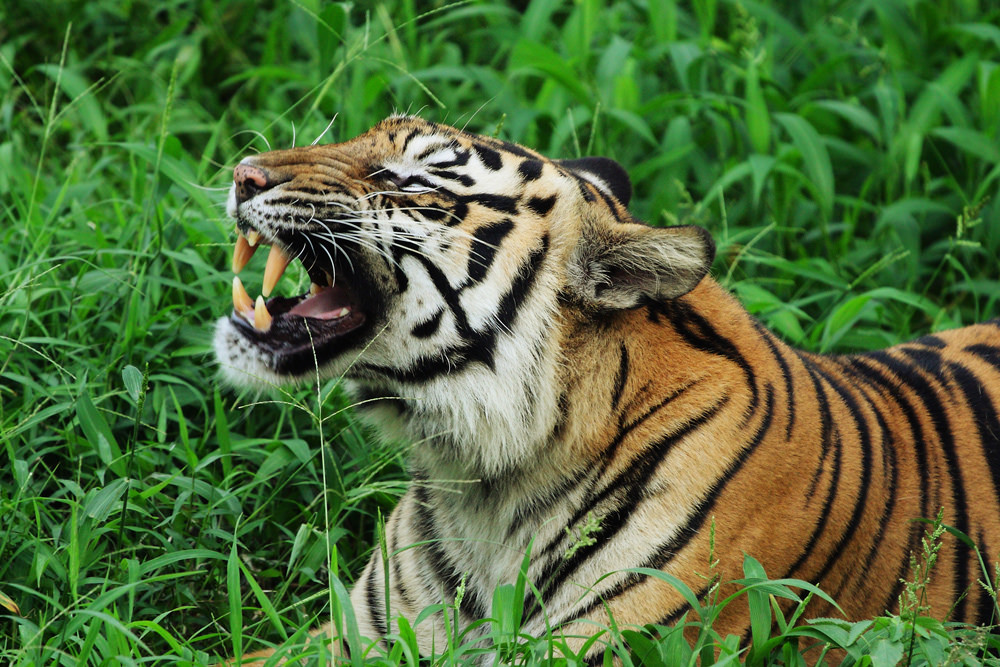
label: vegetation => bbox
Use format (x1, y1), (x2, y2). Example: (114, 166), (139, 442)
(2, 0), (999, 664)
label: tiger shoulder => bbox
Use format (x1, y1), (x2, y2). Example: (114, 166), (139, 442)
(214, 115), (1000, 662)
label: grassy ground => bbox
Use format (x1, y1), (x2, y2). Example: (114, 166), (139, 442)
(2, 0), (999, 664)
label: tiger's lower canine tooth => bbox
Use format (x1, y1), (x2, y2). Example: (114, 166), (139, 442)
(262, 245), (292, 297)
(232, 276), (254, 314)
(232, 233), (258, 274)
(254, 295), (273, 331)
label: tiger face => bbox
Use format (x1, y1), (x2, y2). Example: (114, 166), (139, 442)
(214, 115), (713, 473)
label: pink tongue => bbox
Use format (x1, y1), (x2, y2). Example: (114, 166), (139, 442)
(288, 286), (351, 319)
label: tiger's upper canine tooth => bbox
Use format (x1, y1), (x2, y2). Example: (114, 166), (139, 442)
(254, 295), (273, 331)
(232, 233), (259, 274)
(310, 282), (323, 296)
(233, 276), (254, 315)
(262, 245), (292, 297)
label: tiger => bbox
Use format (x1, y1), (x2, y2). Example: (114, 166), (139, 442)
(214, 115), (1000, 662)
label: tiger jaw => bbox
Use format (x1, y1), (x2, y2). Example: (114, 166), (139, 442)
(216, 220), (370, 381)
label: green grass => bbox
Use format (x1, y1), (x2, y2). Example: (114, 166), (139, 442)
(1, 0), (999, 664)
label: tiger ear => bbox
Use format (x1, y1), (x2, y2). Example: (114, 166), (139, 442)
(567, 223), (715, 311)
(556, 157), (632, 206)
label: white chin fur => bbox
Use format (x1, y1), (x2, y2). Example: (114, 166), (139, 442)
(213, 316), (289, 389)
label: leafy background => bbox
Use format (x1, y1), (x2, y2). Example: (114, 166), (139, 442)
(1, 0), (999, 664)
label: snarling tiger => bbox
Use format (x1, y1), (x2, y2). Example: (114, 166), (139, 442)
(214, 115), (1000, 661)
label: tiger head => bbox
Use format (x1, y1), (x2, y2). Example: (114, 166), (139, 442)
(214, 116), (714, 474)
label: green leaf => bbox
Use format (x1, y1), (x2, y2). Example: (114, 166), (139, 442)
(509, 41), (591, 104)
(821, 293), (876, 352)
(76, 391), (124, 476)
(121, 365), (143, 402)
(226, 539), (243, 660)
(953, 22), (1000, 49)
(930, 126), (1000, 163)
(812, 100), (881, 143)
(775, 113), (834, 221)
(747, 154), (777, 207)
(745, 60), (770, 154)
(868, 636), (904, 666)
(604, 108), (657, 146)
(744, 555), (773, 665)
(627, 567), (706, 616)
(83, 478), (129, 521)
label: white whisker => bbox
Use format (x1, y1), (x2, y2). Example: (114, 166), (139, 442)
(312, 114), (338, 146)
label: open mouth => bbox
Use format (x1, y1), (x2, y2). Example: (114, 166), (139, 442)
(227, 226), (367, 361)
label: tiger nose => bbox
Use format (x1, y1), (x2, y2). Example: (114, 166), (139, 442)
(233, 163), (272, 206)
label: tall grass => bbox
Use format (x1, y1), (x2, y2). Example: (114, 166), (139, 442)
(1, 0), (998, 664)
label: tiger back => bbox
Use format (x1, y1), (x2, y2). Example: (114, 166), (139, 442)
(214, 115), (1000, 661)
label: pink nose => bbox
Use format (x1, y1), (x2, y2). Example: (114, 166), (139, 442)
(233, 163), (271, 205)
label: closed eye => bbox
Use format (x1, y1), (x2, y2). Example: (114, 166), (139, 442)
(389, 172), (435, 193)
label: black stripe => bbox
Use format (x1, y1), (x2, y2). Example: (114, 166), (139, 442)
(445, 199), (468, 227)
(415, 253), (471, 334)
(268, 195), (313, 209)
(528, 377), (701, 564)
(610, 343), (629, 411)
(412, 485), (489, 620)
(427, 149), (470, 169)
(493, 139), (537, 160)
(526, 195), (557, 216)
(366, 555), (387, 638)
(490, 234), (548, 337)
(525, 397), (729, 622)
(917, 334), (947, 348)
(472, 144), (503, 171)
(401, 128), (423, 151)
(550, 376), (704, 547)
(802, 363), (875, 593)
(550, 391), (569, 442)
(842, 355), (930, 613)
(641, 384), (776, 564)
(504, 465), (596, 541)
(387, 518), (416, 610)
(946, 360), (1000, 586)
(411, 309), (444, 338)
(862, 348), (972, 619)
(752, 320), (797, 439)
(467, 218), (514, 283)
(570, 385), (777, 623)
(417, 206), (450, 222)
(835, 357), (900, 587)
(593, 187), (625, 220)
(430, 169), (475, 186)
(966, 343), (1000, 373)
(948, 358), (1000, 472)
(899, 345), (942, 375)
(464, 192), (519, 214)
(801, 357), (835, 500)
(518, 159), (543, 181)
(651, 299), (760, 424)
(785, 361), (842, 575)
(360, 234), (548, 383)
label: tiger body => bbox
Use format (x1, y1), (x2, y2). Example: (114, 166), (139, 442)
(214, 116), (1000, 660)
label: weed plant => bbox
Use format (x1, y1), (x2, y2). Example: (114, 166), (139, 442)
(2, 0), (999, 664)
